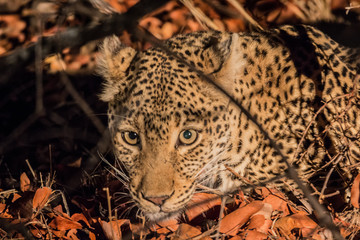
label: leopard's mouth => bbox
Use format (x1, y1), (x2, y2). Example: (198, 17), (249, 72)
(134, 192), (191, 222)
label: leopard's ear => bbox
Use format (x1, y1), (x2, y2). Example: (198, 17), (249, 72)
(202, 33), (244, 94)
(192, 32), (233, 74)
(97, 36), (137, 102)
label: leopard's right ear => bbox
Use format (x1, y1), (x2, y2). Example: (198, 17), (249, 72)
(97, 36), (137, 102)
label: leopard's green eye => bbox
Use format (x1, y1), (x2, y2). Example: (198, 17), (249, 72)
(122, 131), (140, 145)
(179, 129), (198, 145)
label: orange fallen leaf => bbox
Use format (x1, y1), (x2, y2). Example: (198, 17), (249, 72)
(0, 203), (11, 218)
(248, 214), (265, 230)
(66, 229), (80, 240)
(130, 222), (150, 236)
(248, 203), (273, 234)
(89, 231), (96, 240)
(49, 215), (82, 231)
(351, 173), (360, 208)
(20, 172), (31, 192)
(174, 224), (210, 239)
(32, 187), (52, 210)
(241, 230), (268, 240)
(0, 15), (26, 41)
(71, 213), (91, 228)
(161, 22), (178, 39)
(263, 194), (289, 216)
(186, 193), (221, 221)
(229, 236), (242, 240)
(0, 203), (5, 212)
(219, 201), (264, 236)
(12, 193), (22, 202)
(224, 19), (245, 32)
(274, 212), (318, 237)
(155, 218), (179, 234)
(53, 204), (64, 214)
(169, 9), (188, 26)
(31, 228), (63, 238)
(100, 219), (129, 240)
(51, 229), (66, 238)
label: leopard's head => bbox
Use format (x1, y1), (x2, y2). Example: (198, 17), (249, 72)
(98, 32), (247, 221)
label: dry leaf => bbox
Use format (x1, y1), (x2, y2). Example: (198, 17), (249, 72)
(8, 191), (34, 218)
(156, 218), (179, 234)
(186, 193), (221, 221)
(32, 187), (52, 210)
(0, 15), (26, 41)
(224, 19), (245, 32)
(12, 193), (22, 202)
(67, 157), (82, 168)
(241, 230), (268, 240)
(89, 231), (97, 240)
(274, 212), (318, 237)
(35, 2), (58, 15)
(0, 203), (5, 212)
(169, 9), (188, 25)
(30, 228), (54, 238)
(173, 224), (209, 239)
(66, 229), (80, 240)
(248, 214), (265, 229)
(248, 203), (273, 234)
(351, 173), (360, 208)
(139, 17), (162, 38)
(219, 201), (264, 236)
(49, 215), (82, 231)
(20, 172), (31, 192)
(53, 204), (64, 214)
(129, 222), (150, 236)
(263, 194), (289, 215)
(0, 203), (12, 218)
(229, 236), (242, 240)
(100, 219), (129, 240)
(187, 19), (202, 31)
(44, 55), (66, 72)
(71, 213), (91, 228)
(161, 22), (178, 39)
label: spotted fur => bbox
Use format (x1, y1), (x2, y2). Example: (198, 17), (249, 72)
(98, 25), (360, 221)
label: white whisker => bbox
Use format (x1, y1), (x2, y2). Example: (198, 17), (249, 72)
(99, 152), (130, 183)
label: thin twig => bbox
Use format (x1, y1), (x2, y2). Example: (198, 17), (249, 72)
(319, 155), (344, 203)
(180, 0), (221, 30)
(227, 0), (263, 30)
(25, 159), (37, 180)
(215, 196), (227, 240)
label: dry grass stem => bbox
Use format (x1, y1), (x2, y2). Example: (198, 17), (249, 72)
(180, 0), (221, 30)
(26, 159), (37, 180)
(227, 0), (263, 30)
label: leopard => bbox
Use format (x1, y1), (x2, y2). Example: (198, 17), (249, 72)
(98, 24), (360, 222)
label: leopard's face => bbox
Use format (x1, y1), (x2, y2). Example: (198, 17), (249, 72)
(106, 51), (241, 220)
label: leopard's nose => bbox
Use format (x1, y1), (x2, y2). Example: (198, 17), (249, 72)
(141, 192), (171, 206)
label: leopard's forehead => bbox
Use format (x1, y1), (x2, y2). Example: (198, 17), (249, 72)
(114, 50), (222, 118)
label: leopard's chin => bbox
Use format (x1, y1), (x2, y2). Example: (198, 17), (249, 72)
(144, 210), (182, 222)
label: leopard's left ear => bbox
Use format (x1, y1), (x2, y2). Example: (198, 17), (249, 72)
(97, 36), (137, 102)
(199, 32), (233, 74)
(203, 33), (244, 94)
